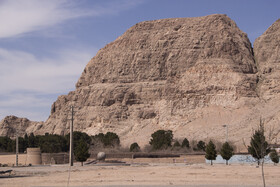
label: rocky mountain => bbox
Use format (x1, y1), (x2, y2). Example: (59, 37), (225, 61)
(1, 14), (280, 150)
(0, 116), (43, 137)
(254, 19), (280, 99)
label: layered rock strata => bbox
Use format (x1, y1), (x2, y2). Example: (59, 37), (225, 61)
(254, 19), (280, 99)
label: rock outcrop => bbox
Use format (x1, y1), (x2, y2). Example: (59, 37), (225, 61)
(1, 14), (280, 149)
(0, 116), (43, 137)
(254, 19), (280, 99)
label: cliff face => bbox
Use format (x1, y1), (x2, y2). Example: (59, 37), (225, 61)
(254, 19), (280, 99)
(1, 14), (280, 148)
(42, 14), (259, 145)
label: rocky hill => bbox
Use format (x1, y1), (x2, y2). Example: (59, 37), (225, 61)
(254, 19), (280, 99)
(1, 14), (280, 150)
(0, 116), (43, 137)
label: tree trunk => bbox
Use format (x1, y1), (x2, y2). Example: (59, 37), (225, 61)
(261, 159), (266, 187)
(211, 160), (212, 165)
(226, 160), (228, 165)
(81, 162), (83, 166)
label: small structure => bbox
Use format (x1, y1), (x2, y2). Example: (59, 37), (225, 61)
(85, 152), (131, 166)
(26, 148), (42, 165)
(205, 154), (274, 164)
(269, 144), (280, 153)
(96, 152), (106, 161)
(41, 153), (69, 165)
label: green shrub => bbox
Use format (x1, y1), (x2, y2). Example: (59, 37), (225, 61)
(205, 140), (217, 165)
(173, 140), (181, 147)
(130, 142), (140, 152)
(38, 134), (68, 153)
(197, 140), (206, 151)
(181, 138), (190, 148)
(270, 149), (279, 164)
(149, 130), (173, 150)
(28, 133), (37, 148)
(65, 131), (91, 153)
(74, 140), (90, 166)
(247, 123), (270, 165)
(0, 136), (15, 152)
(103, 132), (120, 147)
(92, 132), (120, 147)
(220, 142), (234, 165)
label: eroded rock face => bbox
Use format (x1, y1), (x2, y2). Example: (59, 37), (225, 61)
(0, 116), (43, 138)
(1, 14), (280, 149)
(41, 14), (259, 144)
(76, 14), (256, 88)
(254, 19), (280, 99)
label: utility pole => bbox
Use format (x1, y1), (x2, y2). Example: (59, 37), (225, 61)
(16, 131), (18, 167)
(223, 125), (228, 142)
(69, 106), (74, 166)
(226, 125), (228, 142)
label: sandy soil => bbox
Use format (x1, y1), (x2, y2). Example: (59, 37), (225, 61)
(0, 154), (279, 187)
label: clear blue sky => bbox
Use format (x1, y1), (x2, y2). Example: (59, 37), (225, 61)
(0, 0), (279, 121)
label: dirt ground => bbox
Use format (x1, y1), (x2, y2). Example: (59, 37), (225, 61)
(0, 154), (279, 187)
